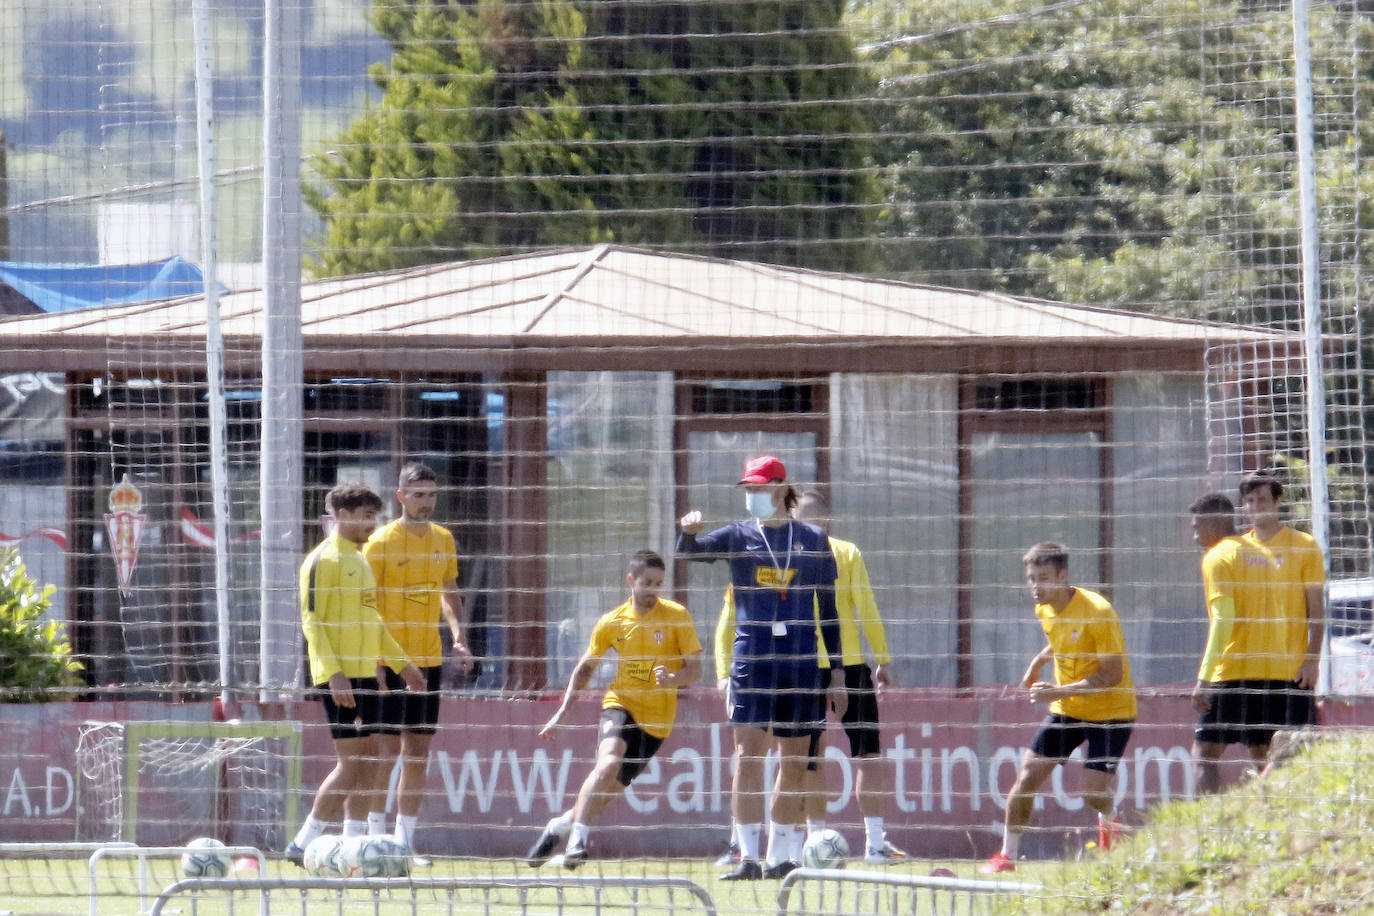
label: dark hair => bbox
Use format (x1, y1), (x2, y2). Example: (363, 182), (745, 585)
(327, 481), (383, 514)
(1022, 542), (1069, 573)
(781, 485), (801, 513)
(628, 549), (666, 578)
(399, 461), (437, 489)
(1188, 492), (1236, 516)
(1239, 472), (1283, 501)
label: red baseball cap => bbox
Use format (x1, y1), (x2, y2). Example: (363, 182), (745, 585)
(738, 455), (787, 485)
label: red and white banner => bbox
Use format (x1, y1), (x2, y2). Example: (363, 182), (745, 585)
(0, 526), (67, 550)
(180, 506), (260, 549)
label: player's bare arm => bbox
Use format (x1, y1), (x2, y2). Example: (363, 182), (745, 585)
(539, 652), (600, 738)
(1295, 583), (1325, 689)
(1030, 654), (1123, 704)
(1020, 644), (1053, 689)
(442, 579), (474, 675)
(654, 651), (703, 687)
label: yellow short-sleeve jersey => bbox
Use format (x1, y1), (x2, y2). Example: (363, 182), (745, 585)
(590, 598), (703, 739)
(363, 520), (459, 666)
(1034, 587), (1137, 722)
(1243, 526), (1324, 668)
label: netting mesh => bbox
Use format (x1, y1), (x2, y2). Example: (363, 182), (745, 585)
(1, 0), (1373, 912)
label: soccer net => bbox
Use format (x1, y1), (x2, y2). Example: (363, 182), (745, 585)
(75, 720), (301, 849)
(1, 0), (1373, 912)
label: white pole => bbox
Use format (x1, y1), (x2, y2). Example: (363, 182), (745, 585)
(259, 0), (305, 706)
(1291, 0), (1331, 686)
(191, 0), (234, 712)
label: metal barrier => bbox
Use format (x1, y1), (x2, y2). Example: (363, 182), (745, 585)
(150, 876), (717, 916)
(88, 844), (268, 916)
(777, 867), (1044, 916)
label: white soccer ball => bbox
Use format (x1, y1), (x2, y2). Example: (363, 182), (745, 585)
(368, 836), (411, 877)
(180, 837), (231, 878)
(303, 834), (346, 877)
(337, 835), (388, 878)
(801, 828), (850, 869)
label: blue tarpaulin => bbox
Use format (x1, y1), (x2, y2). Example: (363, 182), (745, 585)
(0, 256), (209, 314)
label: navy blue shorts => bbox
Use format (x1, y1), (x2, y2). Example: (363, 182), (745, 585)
(314, 676), (386, 740)
(1030, 713), (1134, 774)
(728, 655), (825, 738)
(380, 665), (444, 734)
(1195, 679), (1316, 748)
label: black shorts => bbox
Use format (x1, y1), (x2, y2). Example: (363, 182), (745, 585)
(1030, 713), (1134, 774)
(840, 664), (882, 758)
(315, 676), (386, 741)
(1195, 679), (1316, 748)
(380, 665), (444, 734)
(598, 708), (664, 787)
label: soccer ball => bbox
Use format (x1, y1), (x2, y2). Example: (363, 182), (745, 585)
(801, 829), (850, 869)
(180, 837), (231, 878)
(303, 834), (346, 877)
(368, 836), (411, 877)
(337, 835), (389, 878)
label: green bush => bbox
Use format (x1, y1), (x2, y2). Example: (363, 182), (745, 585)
(0, 546), (81, 701)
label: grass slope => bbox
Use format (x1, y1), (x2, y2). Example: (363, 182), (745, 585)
(1013, 730), (1374, 914)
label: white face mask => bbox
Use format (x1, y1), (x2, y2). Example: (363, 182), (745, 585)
(745, 490), (775, 519)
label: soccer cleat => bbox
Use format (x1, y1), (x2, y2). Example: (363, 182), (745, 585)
(561, 845), (588, 870)
(1097, 818), (1123, 852)
(410, 854), (433, 868)
(526, 815), (571, 868)
(283, 842), (305, 868)
(979, 852), (1015, 874)
(863, 841), (909, 865)
(721, 859), (764, 881)
(762, 860), (798, 880)
(714, 838), (741, 867)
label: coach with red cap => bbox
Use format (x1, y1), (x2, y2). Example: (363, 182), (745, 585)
(678, 455), (845, 880)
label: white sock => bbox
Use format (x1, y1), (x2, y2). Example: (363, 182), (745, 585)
(367, 811), (387, 836)
(729, 820), (740, 846)
(394, 813), (419, 848)
(568, 822), (590, 851)
(864, 817), (885, 850)
(1098, 810), (1115, 826)
(738, 823), (763, 862)
(342, 819), (367, 838)
(786, 824), (806, 863)
(805, 818), (826, 840)
(764, 822), (784, 866)
(1000, 828), (1022, 860)
(291, 815), (325, 849)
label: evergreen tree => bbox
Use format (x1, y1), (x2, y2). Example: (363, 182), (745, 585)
(307, 0), (878, 276)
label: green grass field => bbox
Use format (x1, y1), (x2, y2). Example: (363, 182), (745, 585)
(12, 733), (1371, 916)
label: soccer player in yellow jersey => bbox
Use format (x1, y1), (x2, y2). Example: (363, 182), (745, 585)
(982, 543), (1137, 874)
(526, 550), (703, 869)
(284, 482), (425, 866)
(363, 461), (474, 862)
(1189, 477), (1323, 793)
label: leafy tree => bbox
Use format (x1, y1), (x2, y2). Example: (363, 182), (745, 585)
(854, 0), (1372, 321)
(0, 547), (81, 702)
(307, 0), (878, 275)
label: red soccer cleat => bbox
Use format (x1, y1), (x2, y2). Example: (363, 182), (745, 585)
(979, 852), (1015, 874)
(1098, 818), (1122, 852)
